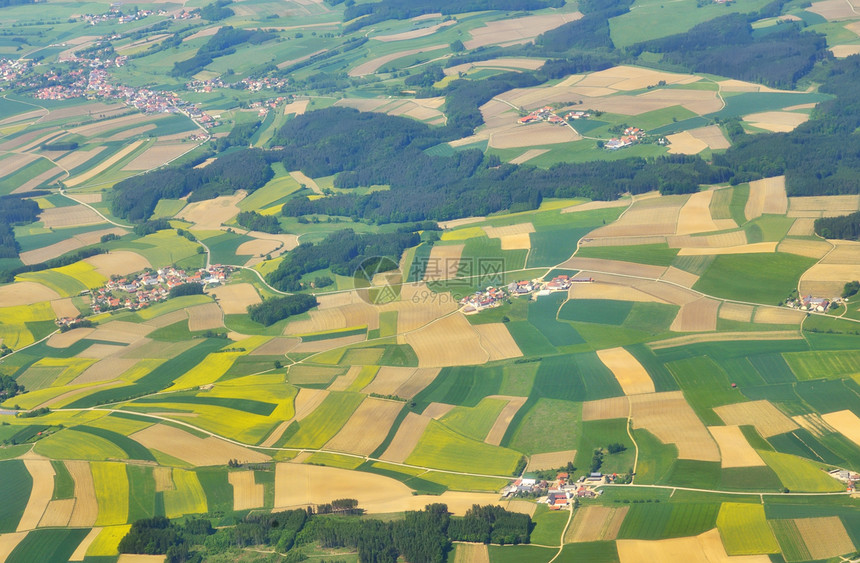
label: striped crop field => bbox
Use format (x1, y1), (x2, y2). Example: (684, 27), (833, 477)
(405, 420), (522, 475)
(92, 462), (129, 526)
(164, 469), (208, 518)
(716, 502), (779, 555)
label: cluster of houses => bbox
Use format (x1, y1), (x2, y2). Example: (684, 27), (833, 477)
(565, 110), (592, 120)
(518, 106), (566, 126)
(56, 265), (234, 324)
(605, 126), (646, 150)
(0, 59), (30, 87)
(829, 469), (860, 492)
(460, 275), (591, 314)
(785, 295), (833, 313)
(81, 5), (158, 26)
(503, 472), (619, 509)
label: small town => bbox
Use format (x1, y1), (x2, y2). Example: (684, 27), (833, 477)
(460, 274), (592, 313)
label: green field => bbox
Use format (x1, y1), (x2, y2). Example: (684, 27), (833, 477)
(6, 529), (90, 563)
(0, 460), (32, 532)
(439, 397), (508, 442)
(716, 502), (780, 555)
(783, 350), (860, 382)
(279, 391), (363, 449)
(559, 299), (634, 326)
(758, 450), (843, 492)
(405, 420), (522, 475)
(618, 501), (719, 540)
(693, 253), (816, 305)
(508, 398), (581, 455)
(769, 519), (812, 562)
(34, 429), (127, 461)
(164, 468), (208, 518)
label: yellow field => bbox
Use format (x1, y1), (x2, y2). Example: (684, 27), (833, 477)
(708, 425), (765, 468)
(714, 400), (798, 438)
(164, 469), (208, 519)
(630, 391), (720, 461)
(821, 410), (860, 448)
(440, 226), (485, 241)
(55, 262), (109, 289)
(716, 503), (779, 555)
(596, 347), (655, 395)
(87, 525), (131, 557)
(92, 462), (129, 526)
(167, 351), (243, 390)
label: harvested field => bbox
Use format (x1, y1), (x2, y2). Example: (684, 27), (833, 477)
(380, 412), (432, 463)
(285, 302), (379, 334)
(596, 347), (655, 395)
(708, 425), (765, 468)
(55, 146), (105, 172)
(676, 242), (778, 256)
(660, 266), (699, 288)
(274, 463), (499, 514)
(291, 333), (366, 353)
(288, 170), (321, 194)
(569, 280), (670, 304)
(68, 526), (101, 560)
(669, 297), (720, 332)
(423, 403), (456, 419)
(67, 112), (154, 138)
(117, 555), (166, 563)
(527, 450), (577, 472)
(228, 471), (263, 511)
(89, 321), (153, 344)
(484, 396), (528, 446)
(18, 459), (54, 531)
(46, 327), (95, 348)
(650, 330), (801, 349)
(483, 223), (535, 238)
(453, 542), (489, 563)
(249, 336), (299, 356)
(560, 257), (667, 279)
(423, 244), (463, 281)
(474, 323), (522, 362)
(0, 532), (27, 562)
(822, 241), (860, 264)
(799, 263), (860, 297)
(374, 21), (456, 42)
(786, 218), (816, 236)
(777, 239), (831, 259)
(393, 367), (441, 399)
(105, 124), (156, 141)
(688, 125), (730, 149)
(123, 143), (189, 171)
(186, 303), (224, 332)
(676, 190), (725, 235)
(718, 302), (754, 323)
(176, 192), (244, 229)
(792, 413), (836, 438)
(666, 131), (708, 155)
(714, 400), (798, 438)
(446, 58), (547, 76)
(210, 283), (261, 315)
(490, 122), (579, 149)
(0, 281), (59, 306)
(746, 176), (788, 220)
(831, 44), (860, 57)
(65, 140), (144, 187)
(509, 149), (550, 164)
(39, 205), (104, 228)
(349, 45), (447, 76)
(390, 286), (458, 332)
(669, 230), (748, 249)
(130, 425), (270, 466)
(752, 307), (804, 325)
(562, 199), (630, 214)
(464, 11), (582, 49)
(630, 391), (720, 461)
(617, 528), (771, 563)
(582, 396), (630, 421)
(67, 460), (98, 527)
(84, 252), (150, 277)
(324, 397), (404, 456)
(235, 239), (280, 257)
(362, 367), (414, 396)
(39, 498), (76, 527)
(807, 0), (860, 20)
(744, 111), (809, 133)
(566, 505), (628, 543)
(821, 410), (860, 448)
(328, 365), (363, 391)
(794, 517), (856, 559)
(403, 313), (488, 367)
(504, 499), (537, 517)
(154, 467), (173, 492)
(72, 358), (137, 385)
(282, 99), (309, 116)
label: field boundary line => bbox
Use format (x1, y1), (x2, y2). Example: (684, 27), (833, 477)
(547, 503), (575, 563)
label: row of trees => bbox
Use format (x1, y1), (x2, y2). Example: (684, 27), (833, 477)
(247, 294), (318, 326)
(814, 211), (860, 240)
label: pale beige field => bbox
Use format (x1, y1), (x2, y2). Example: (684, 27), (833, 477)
(799, 263), (860, 297)
(423, 402), (456, 419)
(89, 321), (154, 344)
(210, 283), (262, 315)
(483, 223), (535, 239)
(349, 45), (447, 76)
(821, 410), (860, 448)
(117, 555), (166, 563)
(660, 266), (700, 288)
(689, 125), (731, 149)
(55, 146), (107, 172)
(527, 450), (578, 472)
(484, 396), (528, 446)
(744, 111), (809, 132)
(490, 122), (579, 149)
(794, 517), (856, 559)
(154, 467), (173, 492)
(285, 302), (379, 334)
(752, 307), (804, 325)
(324, 398), (404, 455)
(0, 281), (59, 306)
(20, 229), (130, 265)
(249, 336), (299, 356)
(68, 526), (100, 561)
(423, 244), (463, 281)
(714, 400), (799, 437)
(669, 230), (748, 249)
(260, 388), (329, 448)
(718, 302), (754, 323)
(666, 131), (708, 155)
(453, 542), (490, 563)
(235, 239), (280, 257)
(39, 498), (75, 528)
(291, 333), (366, 353)
(562, 199), (630, 214)
(361, 366), (412, 396)
(445, 58), (547, 77)
(788, 194), (860, 217)
(18, 459), (54, 531)
(504, 499), (537, 517)
(747, 176), (788, 219)
(669, 297), (720, 332)
(65, 140), (144, 187)
(584, 194), (687, 238)
(73, 358), (136, 385)
(569, 280), (669, 304)
(474, 323), (523, 362)
(130, 424), (270, 466)
(509, 149), (550, 164)
(84, 251), (150, 277)
(228, 471), (264, 511)
(786, 218), (816, 236)
(46, 327), (95, 348)
(630, 391), (720, 461)
(464, 11), (582, 49)
(617, 528), (771, 563)
(282, 99), (309, 116)
(39, 205), (104, 228)
(566, 506), (629, 543)
(380, 412), (432, 462)
(822, 241), (860, 263)
(105, 124), (157, 142)
(777, 238), (831, 259)
(831, 44), (860, 58)
(66, 112), (154, 138)
(0, 532), (28, 562)
(676, 242), (778, 256)
(374, 21), (456, 42)
(186, 302), (224, 332)
(675, 190), (725, 234)
(403, 313), (489, 367)
(392, 367), (441, 399)
(562, 257), (667, 279)
(390, 285), (459, 332)
(176, 191), (245, 229)
(67, 460), (98, 527)
(596, 347), (655, 395)
(807, 0), (860, 20)
(582, 396), (630, 421)
(792, 413), (836, 438)
(708, 425), (765, 468)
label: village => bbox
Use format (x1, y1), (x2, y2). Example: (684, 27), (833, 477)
(460, 273), (593, 313)
(55, 264), (234, 328)
(516, 105), (651, 150)
(503, 471), (628, 510)
(784, 294), (841, 313)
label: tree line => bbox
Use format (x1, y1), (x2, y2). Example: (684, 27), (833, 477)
(247, 293), (318, 326)
(236, 210), (282, 233)
(172, 26), (277, 77)
(814, 211), (860, 240)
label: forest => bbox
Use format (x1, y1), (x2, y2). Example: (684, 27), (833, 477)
(814, 211), (860, 240)
(236, 210), (282, 233)
(264, 228), (421, 291)
(199, 0), (234, 21)
(247, 293), (318, 326)
(110, 149), (273, 222)
(168, 283), (205, 298)
(0, 195), (40, 260)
